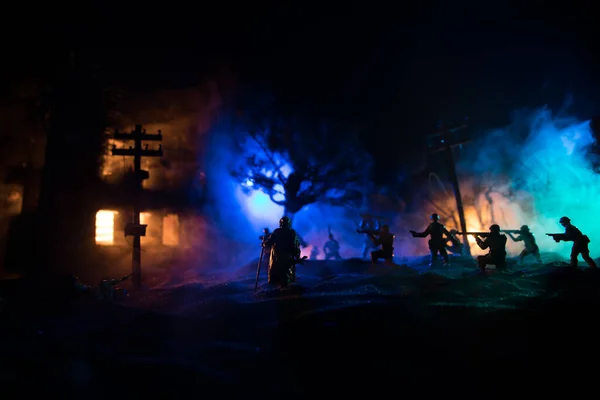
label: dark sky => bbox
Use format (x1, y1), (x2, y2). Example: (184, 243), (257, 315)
(8, 1), (600, 179)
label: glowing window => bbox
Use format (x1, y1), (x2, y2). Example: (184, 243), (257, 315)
(140, 212), (151, 225)
(95, 210), (118, 245)
(162, 214), (180, 246)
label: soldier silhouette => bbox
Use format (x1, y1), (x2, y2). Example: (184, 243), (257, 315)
(410, 213), (451, 268)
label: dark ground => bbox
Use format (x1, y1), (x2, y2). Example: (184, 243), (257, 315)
(1, 256), (599, 398)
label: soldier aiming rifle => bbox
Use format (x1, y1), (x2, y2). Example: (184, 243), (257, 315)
(364, 224), (395, 266)
(410, 213), (451, 268)
(323, 225), (342, 260)
(459, 225), (507, 273)
(97, 274), (132, 301)
(505, 225), (542, 265)
(547, 216), (597, 269)
(445, 229), (463, 255)
(357, 213), (384, 259)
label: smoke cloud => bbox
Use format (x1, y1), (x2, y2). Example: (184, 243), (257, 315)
(394, 107), (599, 260)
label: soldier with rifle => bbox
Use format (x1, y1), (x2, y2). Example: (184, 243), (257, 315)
(445, 229), (463, 255)
(367, 224), (395, 265)
(69, 273), (131, 302)
(263, 216), (303, 288)
(460, 224), (507, 273)
(410, 213), (451, 268)
(506, 225), (542, 265)
(357, 214), (381, 259)
(323, 226), (342, 260)
(547, 216), (597, 269)
(259, 227), (271, 242)
(97, 274), (132, 301)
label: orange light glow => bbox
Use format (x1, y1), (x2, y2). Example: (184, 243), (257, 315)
(95, 210), (118, 245)
(428, 177), (530, 256)
(162, 214), (180, 246)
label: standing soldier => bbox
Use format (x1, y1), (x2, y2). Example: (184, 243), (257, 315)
(263, 216), (302, 288)
(323, 232), (342, 260)
(506, 225), (542, 265)
(475, 224), (507, 273)
(259, 227), (270, 242)
(548, 216), (597, 269)
(410, 213), (451, 268)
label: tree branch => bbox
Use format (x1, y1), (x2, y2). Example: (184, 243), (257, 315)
(248, 130), (287, 186)
(269, 192), (286, 206)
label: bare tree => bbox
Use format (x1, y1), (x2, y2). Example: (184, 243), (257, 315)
(231, 115), (372, 218)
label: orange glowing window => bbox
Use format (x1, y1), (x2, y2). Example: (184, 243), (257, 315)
(95, 210), (118, 245)
(162, 214), (180, 246)
(140, 212), (151, 225)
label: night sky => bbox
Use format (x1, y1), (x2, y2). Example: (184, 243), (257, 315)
(7, 1), (600, 179)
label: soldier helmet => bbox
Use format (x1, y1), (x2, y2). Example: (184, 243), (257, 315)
(489, 224), (500, 233)
(381, 224), (390, 232)
(279, 216), (292, 229)
(559, 216), (571, 224)
(520, 225), (530, 232)
(430, 213), (440, 221)
(262, 227), (269, 234)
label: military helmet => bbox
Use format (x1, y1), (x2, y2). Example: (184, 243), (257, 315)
(430, 213), (440, 221)
(559, 216), (571, 224)
(520, 225), (530, 232)
(280, 216), (292, 229)
(489, 224), (500, 233)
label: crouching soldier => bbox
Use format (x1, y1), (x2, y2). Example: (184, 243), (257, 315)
(264, 216), (302, 288)
(475, 224), (507, 273)
(96, 274), (132, 301)
(370, 224), (395, 265)
(446, 229), (464, 255)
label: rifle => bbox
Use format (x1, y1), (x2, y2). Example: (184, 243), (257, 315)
(546, 233), (565, 242)
(457, 232), (490, 237)
(502, 230), (521, 234)
(295, 255), (309, 265)
(254, 238), (267, 292)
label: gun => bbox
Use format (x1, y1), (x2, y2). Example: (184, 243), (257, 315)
(294, 255), (309, 265)
(501, 230), (521, 234)
(457, 232), (490, 237)
(546, 233), (565, 242)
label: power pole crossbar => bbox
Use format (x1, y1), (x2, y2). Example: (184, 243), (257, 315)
(110, 124), (163, 288)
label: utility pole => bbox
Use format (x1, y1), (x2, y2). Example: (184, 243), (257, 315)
(111, 124), (163, 288)
(427, 120), (471, 257)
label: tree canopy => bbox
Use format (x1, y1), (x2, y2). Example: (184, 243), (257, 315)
(231, 112), (372, 216)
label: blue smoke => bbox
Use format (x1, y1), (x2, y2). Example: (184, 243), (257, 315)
(202, 116), (368, 269)
(202, 105), (599, 268)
